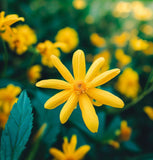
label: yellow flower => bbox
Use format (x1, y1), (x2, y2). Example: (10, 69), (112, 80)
(55, 27), (79, 53)
(73, 0), (87, 10)
(141, 24), (153, 36)
(0, 112), (9, 129)
(36, 49), (124, 133)
(37, 40), (64, 67)
(0, 84), (21, 114)
(143, 42), (153, 55)
(6, 25), (37, 55)
(116, 68), (140, 98)
(130, 37), (149, 51)
(50, 135), (90, 160)
(119, 120), (132, 141)
(90, 33), (106, 48)
(93, 50), (110, 73)
(113, 2), (131, 18)
(0, 11), (24, 36)
(108, 140), (120, 149)
(112, 32), (130, 47)
(144, 106), (153, 120)
(115, 49), (131, 68)
(27, 65), (42, 84)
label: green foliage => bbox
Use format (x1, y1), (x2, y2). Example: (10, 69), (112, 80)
(0, 91), (33, 160)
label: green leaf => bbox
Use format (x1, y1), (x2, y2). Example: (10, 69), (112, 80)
(0, 90), (33, 160)
(123, 141), (141, 152)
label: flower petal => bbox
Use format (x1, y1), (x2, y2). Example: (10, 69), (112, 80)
(62, 137), (69, 154)
(74, 145), (90, 159)
(69, 135), (77, 153)
(87, 69), (120, 88)
(72, 50), (86, 80)
(36, 79), (71, 90)
(87, 88), (124, 108)
(60, 92), (78, 124)
(44, 90), (72, 109)
(49, 148), (65, 160)
(51, 55), (74, 83)
(79, 94), (99, 133)
(85, 57), (105, 82)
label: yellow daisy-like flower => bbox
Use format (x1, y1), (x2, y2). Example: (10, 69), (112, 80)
(55, 27), (79, 53)
(0, 11), (24, 37)
(50, 135), (90, 160)
(27, 65), (42, 84)
(36, 49), (124, 133)
(0, 84), (21, 114)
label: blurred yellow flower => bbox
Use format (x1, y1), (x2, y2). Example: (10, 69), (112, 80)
(36, 49), (124, 133)
(119, 120), (132, 141)
(115, 49), (131, 68)
(0, 84), (21, 114)
(90, 33), (106, 48)
(141, 24), (153, 36)
(130, 37), (149, 51)
(55, 27), (79, 53)
(0, 11), (24, 38)
(108, 140), (120, 149)
(0, 112), (9, 129)
(5, 25), (37, 55)
(27, 65), (42, 84)
(144, 106), (153, 120)
(113, 1), (131, 18)
(37, 40), (64, 67)
(116, 68), (140, 98)
(132, 1), (152, 21)
(73, 0), (87, 10)
(112, 32), (130, 47)
(143, 42), (153, 55)
(93, 50), (110, 73)
(50, 135), (90, 160)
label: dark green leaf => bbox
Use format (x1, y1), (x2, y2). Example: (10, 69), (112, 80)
(0, 90), (33, 160)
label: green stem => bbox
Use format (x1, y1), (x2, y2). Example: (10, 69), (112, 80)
(1, 38), (8, 77)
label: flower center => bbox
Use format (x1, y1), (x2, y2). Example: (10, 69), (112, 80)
(73, 81), (86, 95)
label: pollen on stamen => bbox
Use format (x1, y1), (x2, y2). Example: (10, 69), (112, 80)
(73, 81), (86, 94)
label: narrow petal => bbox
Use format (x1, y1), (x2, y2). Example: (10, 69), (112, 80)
(45, 90), (72, 109)
(69, 135), (77, 153)
(36, 79), (71, 90)
(72, 50), (86, 80)
(51, 55), (74, 83)
(74, 145), (90, 159)
(87, 69), (120, 88)
(79, 94), (99, 133)
(85, 57), (105, 82)
(62, 137), (69, 154)
(60, 92), (78, 124)
(49, 148), (65, 160)
(87, 88), (124, 108)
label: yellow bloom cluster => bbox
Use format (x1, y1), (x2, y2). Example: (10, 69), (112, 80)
(0, 84), (21, 128)
(4, 25), (37, 55)
(0, 11), (24, 37)
(73, 0), (87, 10)
(116, 68), (140, 98)
(115, 49), (131, 68)
(111, 32), (130, 47)
(50, 135), (90, 160)
(55, 27), (79, 53)
(37, 40), (64, 67)
(113, 1), (152, 21)
(27, 65), (42, 84)
(130, 37), (149, 51)
(144, 106), (153, 120)
(143, 42), (153, 55)
(108, 140), (120, 149)
(90, 33), (106, 48)
(141, 24), (153, 36)
(36, 49), (124, 133)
